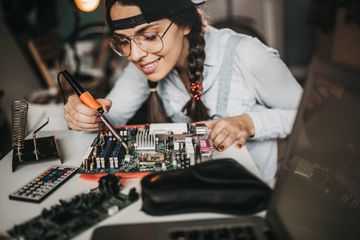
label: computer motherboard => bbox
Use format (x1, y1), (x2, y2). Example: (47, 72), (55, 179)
(7, 174), (138, 240)
(78, 123), (214, 174)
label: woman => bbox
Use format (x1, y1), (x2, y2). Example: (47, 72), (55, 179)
(64, 0), (303, 182)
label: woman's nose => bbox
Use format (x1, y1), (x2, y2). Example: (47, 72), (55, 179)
(128, 41), (147, 61)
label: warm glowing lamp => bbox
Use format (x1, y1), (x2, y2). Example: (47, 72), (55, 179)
(74, 0), (100, 12)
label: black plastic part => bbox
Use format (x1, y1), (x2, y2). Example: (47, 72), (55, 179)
(128, 188), (139, 202)
(12, 136), (62, 172)
(61, 70), (85, 96)
(98, 174), (121, 195)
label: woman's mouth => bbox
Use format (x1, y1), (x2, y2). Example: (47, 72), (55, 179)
(139, 59), (160, 74)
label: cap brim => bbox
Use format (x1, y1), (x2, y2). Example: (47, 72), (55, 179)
(191, 0), (206, 5)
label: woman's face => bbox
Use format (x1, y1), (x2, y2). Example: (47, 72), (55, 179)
(110, 3), (190, 82)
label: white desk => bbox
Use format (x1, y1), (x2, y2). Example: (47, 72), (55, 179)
(0, 129), (262, 239)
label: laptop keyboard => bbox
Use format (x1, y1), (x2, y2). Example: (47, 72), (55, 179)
(169, 226), (257, 240)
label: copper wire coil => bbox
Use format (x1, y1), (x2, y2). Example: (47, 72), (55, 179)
(11, 100), (28, 150)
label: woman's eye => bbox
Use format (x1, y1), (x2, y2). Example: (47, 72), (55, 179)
(142, 32), (158, 41)
(116, 37), (129, 44)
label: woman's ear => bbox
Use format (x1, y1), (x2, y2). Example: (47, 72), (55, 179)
(182, 25), (191, 36)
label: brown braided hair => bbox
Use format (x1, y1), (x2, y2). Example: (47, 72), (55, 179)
(168, 7), (210, 122)
(146, 80), (169, 123)
(144, 6), (209, 123)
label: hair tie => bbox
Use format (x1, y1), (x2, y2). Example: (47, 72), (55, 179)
(149, 88), (157, 93)
(190, 82), (202, 101)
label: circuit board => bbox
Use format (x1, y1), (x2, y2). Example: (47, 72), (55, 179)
(7, 174), (138, 240)
(78, 123), (214, 174)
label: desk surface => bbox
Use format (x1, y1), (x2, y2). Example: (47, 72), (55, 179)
(0, 129), (262, 239)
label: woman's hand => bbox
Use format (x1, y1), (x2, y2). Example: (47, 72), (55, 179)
(64, 94), (112, 131)
(196, 114), (255, 151)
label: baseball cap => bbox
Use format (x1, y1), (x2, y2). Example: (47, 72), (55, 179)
(106, 0), (206, 31)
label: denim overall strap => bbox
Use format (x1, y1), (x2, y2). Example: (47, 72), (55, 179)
(215, 35), (243, 117)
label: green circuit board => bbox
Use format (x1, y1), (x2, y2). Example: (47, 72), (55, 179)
(78, 123), (214, 174)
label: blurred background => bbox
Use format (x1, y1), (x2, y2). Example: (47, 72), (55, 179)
(0, 0), (359, 159)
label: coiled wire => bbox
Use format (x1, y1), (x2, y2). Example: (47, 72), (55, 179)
(11, 100), (28, 151)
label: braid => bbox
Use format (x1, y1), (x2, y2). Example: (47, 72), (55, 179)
(146, 80), (169, 123)
(170, 7), (210, 122)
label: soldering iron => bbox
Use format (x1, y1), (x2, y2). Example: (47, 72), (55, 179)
(58, 70), (128, 153)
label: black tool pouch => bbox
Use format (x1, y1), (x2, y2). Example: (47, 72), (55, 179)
(141, 158), (272, 216)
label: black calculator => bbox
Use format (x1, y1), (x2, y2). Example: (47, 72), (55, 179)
(9, 165), (78, 203)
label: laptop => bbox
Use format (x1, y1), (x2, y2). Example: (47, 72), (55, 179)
(91, 57), (360, 240)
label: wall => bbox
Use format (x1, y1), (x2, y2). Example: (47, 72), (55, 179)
(57, 0), (104, 39)
(203, 0), (284, 54)
(284, 0), (316, 79)
(0, 7), (41, 121)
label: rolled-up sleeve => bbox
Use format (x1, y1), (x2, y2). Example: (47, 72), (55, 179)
(105, 63), (149, 125)
(239, 38), (303, 141)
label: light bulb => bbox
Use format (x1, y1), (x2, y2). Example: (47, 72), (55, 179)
(74, 0), (100, 12)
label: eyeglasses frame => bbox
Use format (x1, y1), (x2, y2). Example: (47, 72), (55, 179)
(110, 21), (174, 57)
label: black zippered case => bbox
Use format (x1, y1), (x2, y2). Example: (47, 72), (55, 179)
(141, 158), (272, 216)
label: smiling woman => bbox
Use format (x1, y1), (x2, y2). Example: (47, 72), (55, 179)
(63, 0), (303, 182)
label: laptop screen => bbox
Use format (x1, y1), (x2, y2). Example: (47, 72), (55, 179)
(268, 58), (360, 240)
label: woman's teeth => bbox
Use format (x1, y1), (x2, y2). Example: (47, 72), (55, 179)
(141, 59), (159, 74)
(144, 62), (157, 69)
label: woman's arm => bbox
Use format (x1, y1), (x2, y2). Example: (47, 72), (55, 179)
(240, 37), (303, 141)
(200, 36), (303, 150)
(105, 62), (149, 125)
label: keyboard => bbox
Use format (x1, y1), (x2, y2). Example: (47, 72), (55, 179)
(169, 225), (257, 240)
(91, 217), (266, 240)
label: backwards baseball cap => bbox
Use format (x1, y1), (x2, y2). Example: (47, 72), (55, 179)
(106, 0), (206, 31)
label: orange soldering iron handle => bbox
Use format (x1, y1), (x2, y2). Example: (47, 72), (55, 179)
(79, 92), (103, 112)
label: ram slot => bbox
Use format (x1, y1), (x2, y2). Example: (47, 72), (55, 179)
(110, 143), (122, 169)
(99, 137), (115, 169)
(82, 136), (99, 166)
(96, 137), (108, 169)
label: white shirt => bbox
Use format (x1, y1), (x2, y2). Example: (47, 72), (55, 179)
(106, 27), (303, 183)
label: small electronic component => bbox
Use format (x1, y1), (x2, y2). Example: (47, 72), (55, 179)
(199, 139), (214, 162)
(78, 123), (214, 174)
(191, 123), (208, 136)
(9, 165), (78, 203)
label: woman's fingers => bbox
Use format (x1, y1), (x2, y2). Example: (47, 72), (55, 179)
(64, 112), (100, 131)
(97, 98), (112, 112)
(208, 119), (227, 140)
(67, 95), (97, 117)
(215, 132), (238, 151)
(236, 136), (247, 149)
(64, 95), (113, 131)
(212, 128), (229, 150)
(211, 124), (239, 150)
(202, 115), (255, 151)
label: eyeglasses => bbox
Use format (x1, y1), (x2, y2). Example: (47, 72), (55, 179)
(109, 21), (173, 57)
